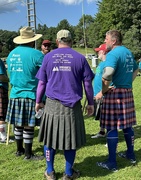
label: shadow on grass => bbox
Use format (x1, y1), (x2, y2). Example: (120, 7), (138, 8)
(33, 124), (141, 178)
(72, 152), (139, 179)
(33, 142), (141, 179)
(85, 125), (141, 147)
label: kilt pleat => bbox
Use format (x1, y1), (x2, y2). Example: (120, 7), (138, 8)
(100, 88), (136, 130)
(38, 98), (86, 150)
(5, 98), (40, 127)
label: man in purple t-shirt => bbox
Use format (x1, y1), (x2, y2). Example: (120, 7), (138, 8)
(35, 29), (94, 180)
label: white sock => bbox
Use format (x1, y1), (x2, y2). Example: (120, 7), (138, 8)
(0, 124), (6, 140)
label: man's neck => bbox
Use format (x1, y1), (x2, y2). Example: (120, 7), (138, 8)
(112, 45), (121, 50)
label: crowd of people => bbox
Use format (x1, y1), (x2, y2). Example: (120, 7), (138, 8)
(0, 27), (139, 179)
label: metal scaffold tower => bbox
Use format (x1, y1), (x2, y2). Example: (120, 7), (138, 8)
(26, 0), (36, 33)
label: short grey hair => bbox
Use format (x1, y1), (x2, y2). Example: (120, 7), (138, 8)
(106, 30), (122, 45)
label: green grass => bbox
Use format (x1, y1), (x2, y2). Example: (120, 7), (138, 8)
(1, 77), (141, 180)
(1, 49), (141, 180)
(73, 47), (94, 56)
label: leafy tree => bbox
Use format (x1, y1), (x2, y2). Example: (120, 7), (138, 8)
(2, 0), (141, 59)
(36, 24), (57, 49)
(56, 19), (72, 31)
(123, 25), (141, 60)
(89, 0), (141, 58)
(74, 15), (94, 47)
(0, 30), (18, 58)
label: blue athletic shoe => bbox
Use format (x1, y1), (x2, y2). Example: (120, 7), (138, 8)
(118, 152), (136, 165)
(96, 161), (118, 172)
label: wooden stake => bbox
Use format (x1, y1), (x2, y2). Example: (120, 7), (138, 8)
(6, 123), (10, 145)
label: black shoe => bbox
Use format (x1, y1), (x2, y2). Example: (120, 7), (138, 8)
(15, 148), (25, 156)
(24, 154), (44, 161)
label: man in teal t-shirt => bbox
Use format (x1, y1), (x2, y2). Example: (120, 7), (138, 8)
(97, 30), (138, 172)
(6, 27), (44, 160)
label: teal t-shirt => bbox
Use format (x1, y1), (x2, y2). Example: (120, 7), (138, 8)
(104, 46), (138, 88)
(7, 45), (44, 99)
(93, 61), (105, 96)
(0, 59), (8, 90)
(139, 62), (141, 69)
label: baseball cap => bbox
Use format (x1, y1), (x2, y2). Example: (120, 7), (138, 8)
(42, 40), (51, 45)
(57, 29), (72, 41)
(94, 44), (107, 52)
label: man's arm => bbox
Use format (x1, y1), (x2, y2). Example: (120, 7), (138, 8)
(132, 68), (139, 81)
(35, 80), (46, 112)
(102, 67), (114, 94)
(83, 80), (94, 116)
(102, 78), (112, 94)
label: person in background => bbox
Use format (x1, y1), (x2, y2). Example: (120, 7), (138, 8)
(35, 29), (94, 180)
(91, 43), (108, 139)
(41, 39), (51, 55)
(5, 27), (44, 160)
(97, 30), (138, 171)
(138, 58), (141, 73)
(0, 41), (13, 143)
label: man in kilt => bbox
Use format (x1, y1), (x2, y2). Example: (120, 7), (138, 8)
(0, 41), (10, 143)
(97, 30), (139, 171)
(6, 27), (44, 160)
(35, 29), (94, 180)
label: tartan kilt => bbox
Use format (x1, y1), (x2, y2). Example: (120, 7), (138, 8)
(38, 98), (86, 150)
(5, 98), (41, 127)
(0, 87), (8, 121)
(100, 88), (136, 130)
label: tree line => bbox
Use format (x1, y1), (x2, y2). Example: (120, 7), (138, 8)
(0, 0), (141, 60)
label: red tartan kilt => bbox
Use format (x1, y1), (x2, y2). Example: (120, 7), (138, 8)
(100, 88), (136, 130)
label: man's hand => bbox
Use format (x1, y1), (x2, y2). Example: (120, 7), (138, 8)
(35, 102), (44, 113)
(85, 105), (94, 116)
(95, 91), (103, 100)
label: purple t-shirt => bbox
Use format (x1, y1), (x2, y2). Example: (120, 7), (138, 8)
(36, 47), (94, 107)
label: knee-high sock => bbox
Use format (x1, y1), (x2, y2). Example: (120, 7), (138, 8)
(107, 129), (118, 163)
(23, 128), (34, 157)
(44, 145), (56, 173)
(0, 124), (6, 140)
(123, 127), (135, 158)
(64, 149), (76, 176)
(14, 126), (24, 151)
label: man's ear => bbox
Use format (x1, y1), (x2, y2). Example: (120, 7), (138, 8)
(56, 39), (59, 46)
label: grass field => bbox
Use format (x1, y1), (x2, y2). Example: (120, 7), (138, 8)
(1, 49), (141, 180)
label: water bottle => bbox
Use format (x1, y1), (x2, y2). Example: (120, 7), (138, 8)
(35, 108), (44, 119)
